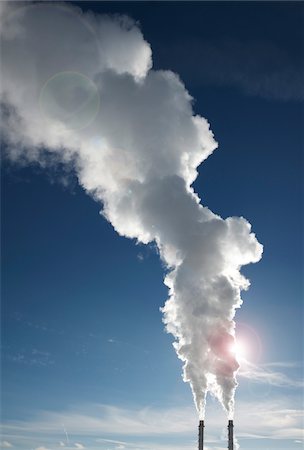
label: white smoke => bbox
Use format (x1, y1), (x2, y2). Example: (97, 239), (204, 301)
(0, 2), (263, 418)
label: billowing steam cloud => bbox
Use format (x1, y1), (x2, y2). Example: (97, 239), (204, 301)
(0, 2), (263, 418)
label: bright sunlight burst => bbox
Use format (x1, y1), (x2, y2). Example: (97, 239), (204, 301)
(230, 340), (248, 361)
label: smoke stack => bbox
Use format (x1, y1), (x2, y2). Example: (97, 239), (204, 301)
(198, 420), (204, 450)
(228, 420), (234, 450)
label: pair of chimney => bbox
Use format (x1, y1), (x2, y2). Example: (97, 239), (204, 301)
(198, 419), (234, 450)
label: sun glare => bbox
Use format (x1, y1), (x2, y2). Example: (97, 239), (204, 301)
(230, 340), (248, 361)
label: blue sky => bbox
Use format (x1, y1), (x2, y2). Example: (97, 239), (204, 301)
(1, 2), (303, 450)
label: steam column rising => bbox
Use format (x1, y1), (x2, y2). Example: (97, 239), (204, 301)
(228, 420), (234, 450)
(198, 420), (204, 450)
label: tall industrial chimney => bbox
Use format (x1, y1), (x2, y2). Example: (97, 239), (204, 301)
(228, 420), (234, 450)
(198, 420), (204, 450)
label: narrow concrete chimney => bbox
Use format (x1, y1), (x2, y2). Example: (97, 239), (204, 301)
(228, 420), (234, 450)
(198, 420), (204, 450)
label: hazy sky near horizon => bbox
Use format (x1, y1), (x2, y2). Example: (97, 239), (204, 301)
(1, 2), (303, 450)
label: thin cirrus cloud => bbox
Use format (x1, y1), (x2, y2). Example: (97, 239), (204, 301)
(5, 350), (54, 368)
(1, 389), (303, 445)
(238, 360), (304, 389)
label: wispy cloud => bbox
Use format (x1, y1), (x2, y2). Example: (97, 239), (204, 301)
(97, 439), (129, 446)
(262, 361), (303, 369)
(12, 312), (65, 336)
(96, 439), (228, 450)
(4, 349), (55, 368)
(2, 404), (196, 437)
(160, 38), (304, 101)
(0, 442), (13, 448)
(1, 360), (302, 449)
(238, 360), (304, 389)
(1, 393), (303, 447)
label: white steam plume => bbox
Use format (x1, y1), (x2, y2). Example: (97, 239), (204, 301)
(0, 2), (263, 418)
